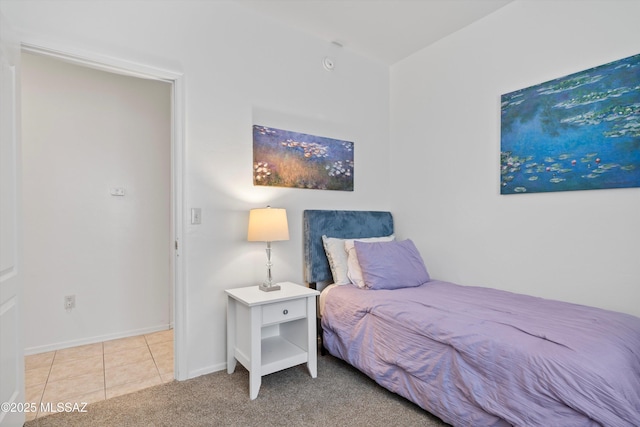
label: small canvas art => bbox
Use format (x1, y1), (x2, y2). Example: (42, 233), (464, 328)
(253, 125), (354, 191)
(500, 53), (640, 194)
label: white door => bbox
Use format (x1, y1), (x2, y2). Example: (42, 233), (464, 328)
(0, 13), (24, 427)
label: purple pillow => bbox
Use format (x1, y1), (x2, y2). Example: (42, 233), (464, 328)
(354, 239), (430, 290)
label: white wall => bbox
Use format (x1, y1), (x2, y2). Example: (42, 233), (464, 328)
(1, 1), (391, 376)
(390, 0), (640, 317)
(21, 52), (172, 353)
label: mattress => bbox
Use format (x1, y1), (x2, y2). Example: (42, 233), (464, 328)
(321, 281), (640, 427)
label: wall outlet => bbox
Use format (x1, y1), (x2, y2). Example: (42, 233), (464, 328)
(64, 295), (76, 310)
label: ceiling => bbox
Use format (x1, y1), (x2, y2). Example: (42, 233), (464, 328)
(238, 0), (513, 65)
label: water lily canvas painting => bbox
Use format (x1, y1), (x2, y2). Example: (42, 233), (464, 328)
(500, 53), (640, 194)
(253, 125), (354, 191)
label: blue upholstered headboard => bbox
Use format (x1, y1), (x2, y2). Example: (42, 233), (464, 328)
(303, 210), (394, 285)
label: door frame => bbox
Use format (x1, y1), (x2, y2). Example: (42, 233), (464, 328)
(21, 41), (187, 380)
(0, 12), (25, 427)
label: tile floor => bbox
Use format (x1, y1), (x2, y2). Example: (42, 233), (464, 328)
(24, 329), (174, 421)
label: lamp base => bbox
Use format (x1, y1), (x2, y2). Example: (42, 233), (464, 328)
(259, 283), (281, 292)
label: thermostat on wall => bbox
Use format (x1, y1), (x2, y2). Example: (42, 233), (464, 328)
(110, 188), (125, 196)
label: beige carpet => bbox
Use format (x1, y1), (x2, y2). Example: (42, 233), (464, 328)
(25, 354), (449, 426)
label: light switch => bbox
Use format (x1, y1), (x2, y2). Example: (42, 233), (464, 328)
(191, 208), (202, 224)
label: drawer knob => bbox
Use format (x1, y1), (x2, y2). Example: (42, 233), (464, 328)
(283, 309), (288, 315)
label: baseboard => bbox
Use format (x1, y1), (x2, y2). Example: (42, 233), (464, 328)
(24, 324), (172, 355)
(187, 361), (227, 380)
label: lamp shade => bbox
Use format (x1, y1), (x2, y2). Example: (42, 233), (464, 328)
(247, 207), (289, 242)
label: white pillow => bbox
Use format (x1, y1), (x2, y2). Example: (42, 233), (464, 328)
(322, 236), (352, 285)
(322, 234), (394, 286)
(345, 235), (395, 288)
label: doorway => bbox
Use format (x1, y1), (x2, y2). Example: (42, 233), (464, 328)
(19, 46), (185, 419)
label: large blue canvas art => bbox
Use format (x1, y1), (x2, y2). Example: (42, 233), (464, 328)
(500, 53), (640, 194)
(253, 125), (354, 191)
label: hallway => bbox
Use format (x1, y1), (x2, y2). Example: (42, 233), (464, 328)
(24, 329), (174, 421)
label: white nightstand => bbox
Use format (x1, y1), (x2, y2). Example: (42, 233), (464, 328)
(225, 281), (320, 399)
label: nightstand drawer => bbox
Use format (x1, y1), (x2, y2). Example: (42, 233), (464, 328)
(262, 299), (306, 325)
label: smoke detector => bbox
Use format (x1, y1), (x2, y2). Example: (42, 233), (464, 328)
(322, 56), (335, 71)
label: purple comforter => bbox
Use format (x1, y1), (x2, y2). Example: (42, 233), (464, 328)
(321, 281), (640, 427)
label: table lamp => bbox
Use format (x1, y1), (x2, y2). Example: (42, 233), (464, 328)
(247, 206), (289, 291)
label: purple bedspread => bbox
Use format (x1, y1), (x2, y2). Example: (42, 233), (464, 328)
(321, 281), (640, 427)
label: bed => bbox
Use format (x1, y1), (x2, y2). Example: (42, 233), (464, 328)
(303, 210), (640, 427)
